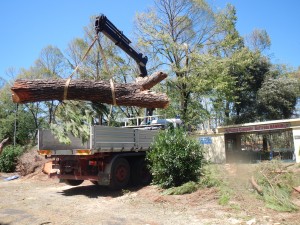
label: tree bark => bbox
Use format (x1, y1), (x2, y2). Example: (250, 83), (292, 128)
(11, 72), (169, 109)
(136, 71), (168, 90)
(0, 138), (9, 155)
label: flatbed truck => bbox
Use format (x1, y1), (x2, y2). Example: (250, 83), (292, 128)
(38, 125), (158, 189)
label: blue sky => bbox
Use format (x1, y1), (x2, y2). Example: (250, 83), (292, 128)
(1, 1), (299, 81)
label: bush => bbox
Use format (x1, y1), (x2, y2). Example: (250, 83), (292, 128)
(0, 145), (25, 172)
(147, 128), (205, 188)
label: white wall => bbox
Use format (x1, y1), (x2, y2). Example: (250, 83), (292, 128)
(197, 134), (226, 163)
(292, 128), (300, 163)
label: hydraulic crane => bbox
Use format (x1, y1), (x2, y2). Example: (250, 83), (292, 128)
(94, 14), (154, 117)
(95, 14), (148, 77)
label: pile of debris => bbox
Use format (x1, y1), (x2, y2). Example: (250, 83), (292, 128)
(16, 148), (49, 176)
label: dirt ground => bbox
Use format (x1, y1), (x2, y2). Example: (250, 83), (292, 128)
(0, 164), (300, 225)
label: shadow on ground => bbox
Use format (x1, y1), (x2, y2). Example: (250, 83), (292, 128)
(0, 222), (11, 225)
(58, 184), (143, 198)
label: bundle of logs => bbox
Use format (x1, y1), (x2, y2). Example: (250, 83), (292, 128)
(10, 72), (169, 109)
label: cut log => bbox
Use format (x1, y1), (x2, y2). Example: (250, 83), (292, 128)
(11, 72), (169, 108)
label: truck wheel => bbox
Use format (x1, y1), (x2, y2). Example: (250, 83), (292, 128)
(109, 158), (130, 190)
(131, 158), (152, 186)
(64, 179), (84, 186)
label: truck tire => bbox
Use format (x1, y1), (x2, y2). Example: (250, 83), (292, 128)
(109, 158), (130, 190)
(131, 158), (152, 186)
(64, 179), (84, 186)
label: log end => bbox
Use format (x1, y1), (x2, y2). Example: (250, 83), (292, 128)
(11, 90), (21, 103)
(162, 101), (169, 109)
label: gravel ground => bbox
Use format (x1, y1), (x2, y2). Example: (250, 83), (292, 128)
(0, 165), (299, 225)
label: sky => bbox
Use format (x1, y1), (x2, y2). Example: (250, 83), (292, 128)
(1, 0), (299, 81)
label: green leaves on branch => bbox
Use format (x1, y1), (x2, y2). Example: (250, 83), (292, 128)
(253, 161), (299, 212)
(50, 101), (100, 144)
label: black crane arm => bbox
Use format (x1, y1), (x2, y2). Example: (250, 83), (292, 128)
(95, 14), (148, 77)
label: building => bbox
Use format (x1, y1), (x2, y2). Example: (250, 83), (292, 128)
(196, 118), (300, 163)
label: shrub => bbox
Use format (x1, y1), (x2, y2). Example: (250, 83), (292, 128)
(0, 145), (25, 172)
(147, 128), (205, 188)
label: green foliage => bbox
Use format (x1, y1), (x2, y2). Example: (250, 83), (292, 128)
(257, 77), (299, 120)
(199, 164), (223, 188)
(0, 85), (37, 145)
(219, 191), (231, 205)
(50, 101), (99, 144)
(163, 181), (199, 195)
(147, 128), (205, 188)
(135, 0), (229, 122)
(199, 164), (232, 205)
(229, 50), (271, 124)
(0, 145), (25, 172)
(253, 161), (299, 212)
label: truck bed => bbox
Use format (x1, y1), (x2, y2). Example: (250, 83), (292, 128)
(38, 125), (157, 155)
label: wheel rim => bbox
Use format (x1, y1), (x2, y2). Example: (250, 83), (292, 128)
(115, 165), (128, 182)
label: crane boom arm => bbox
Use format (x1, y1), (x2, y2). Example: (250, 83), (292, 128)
(95, 14), (148, 77)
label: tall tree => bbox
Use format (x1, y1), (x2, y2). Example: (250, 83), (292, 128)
(245, 29), (271, 53)
(257, 77), (299, 120)
(203, 4), (244, 125)
(230, 51), (271, 124)
(135, 0), (229, 123)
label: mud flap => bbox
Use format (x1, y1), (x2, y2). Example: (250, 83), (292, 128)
(97, 172), (110, 185)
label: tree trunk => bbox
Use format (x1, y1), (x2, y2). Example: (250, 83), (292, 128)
(11, 72), (169, 109)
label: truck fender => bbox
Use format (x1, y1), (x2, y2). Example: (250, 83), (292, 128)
(97, 152), (145, 186)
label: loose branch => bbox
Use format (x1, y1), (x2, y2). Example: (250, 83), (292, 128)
(250, 176), (263, 195)
(0, 138), (9, 155)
